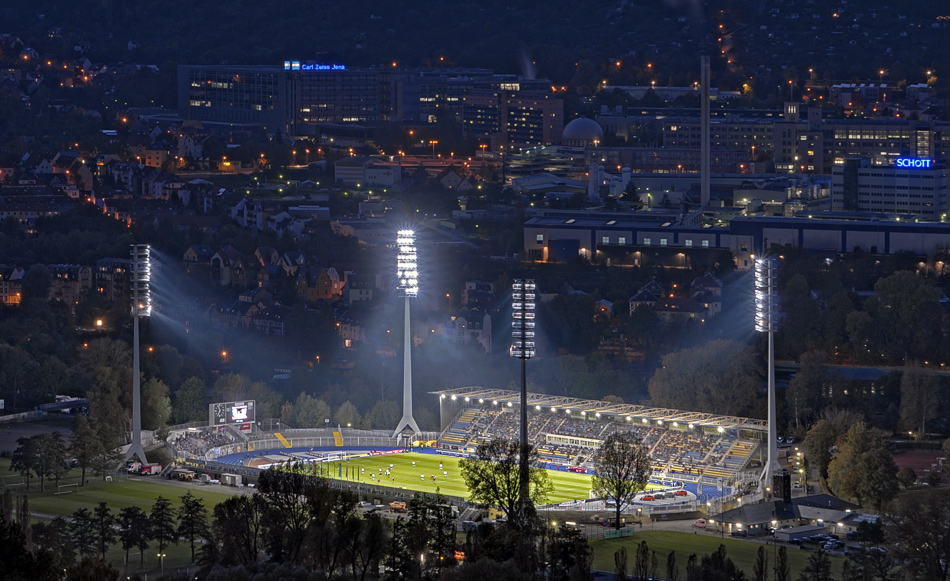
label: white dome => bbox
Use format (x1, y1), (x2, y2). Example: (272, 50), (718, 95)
(562, 117), (604, 144)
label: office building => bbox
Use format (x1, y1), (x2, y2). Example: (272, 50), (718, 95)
(832, 158), (949, 219)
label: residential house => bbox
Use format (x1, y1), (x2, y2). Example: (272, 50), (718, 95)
(211, 244), (251, 287)
(628, 278), (666, 316)
(689, 272), (724, 318)
(594, 299), (614, 320)
(95, 258), (130, 302)
(653, 296), (707, 324)
(296, 265), (344, 302)
(461, 280), (494, 308)
(255, 264), (283, 291)
(440, 309), (492, 352)
(212, 288), (285, 335)
(343, 272), (377, 305)
(280, 251), (307, 277)
(254, 247), (281, 267)
(0, 265), (25, 305)
(183, 244), (215, 273)
(337, 310), (367, 346)
(48, 264), (93, 305)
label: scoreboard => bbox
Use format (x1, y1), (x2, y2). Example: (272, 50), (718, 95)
(209, 400), (256, 426)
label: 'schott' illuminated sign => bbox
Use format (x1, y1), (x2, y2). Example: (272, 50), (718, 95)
(896, 158), (932, 168)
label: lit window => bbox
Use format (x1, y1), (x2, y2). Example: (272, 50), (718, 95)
(702, 240), (710, 248)
(643, 238), (651, 245)
(685, 239), (693, 247)
(536, 234), (544, 243)
(660, 238), (668, 246)
(602, 236), (610, 244)
(619, 237), (626, 245)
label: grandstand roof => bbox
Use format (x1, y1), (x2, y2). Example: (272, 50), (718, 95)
(431, 387), (767, 431)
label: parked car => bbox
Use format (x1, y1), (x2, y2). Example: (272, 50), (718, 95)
(641, 495), (655, 501)
(693, 519), (706, 528)
(356, 501), (374, 509)
(675, 490), (689, 496)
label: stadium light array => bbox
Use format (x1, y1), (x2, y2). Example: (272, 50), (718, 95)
(754, 256), (780, 332)
(510, 280), (536, 359)
(755, 255), (784, 493)
(396, 230), (419, 298)
(125, 244), (152, 466)
(130, 244), (152, 317)
(392, 229), (421, 437)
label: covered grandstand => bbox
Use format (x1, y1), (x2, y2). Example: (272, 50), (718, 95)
(433, 387), (766, 488)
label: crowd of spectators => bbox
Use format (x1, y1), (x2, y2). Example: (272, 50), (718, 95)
(171, 430), (232, 457)
(439, 406), (758, 479)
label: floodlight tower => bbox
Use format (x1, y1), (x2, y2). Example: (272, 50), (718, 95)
(125, 244), (152, 465)
(754, 256), (783, 490)
(511, 279), (536, 507)
(392, 230), (421, 437)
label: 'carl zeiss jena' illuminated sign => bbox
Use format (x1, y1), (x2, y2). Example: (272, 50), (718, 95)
(896, 158), (932, 168)
(284, 61), (346, 71)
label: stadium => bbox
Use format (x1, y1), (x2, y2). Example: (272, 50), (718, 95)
(165, 388), (772, 516)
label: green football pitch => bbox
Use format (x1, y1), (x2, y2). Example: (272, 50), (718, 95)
(312, 451), (658, 504)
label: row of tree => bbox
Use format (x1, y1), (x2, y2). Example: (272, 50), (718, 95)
(10, 416), (123, 489)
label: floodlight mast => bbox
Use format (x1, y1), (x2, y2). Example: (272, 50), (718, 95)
(125, 244), (151, 465)
(392, 230), (421, 437)
(511, 279), (536, 510)
(754, 256), (783, 492)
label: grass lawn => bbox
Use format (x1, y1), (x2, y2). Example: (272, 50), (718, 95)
(319, 452), (603, 503)
(1, 457), (238, 576)
(0, 456), (236, 518)
(591, 531), (845, 578)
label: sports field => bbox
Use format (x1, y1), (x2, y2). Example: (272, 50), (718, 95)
(311, 451), (619, 504)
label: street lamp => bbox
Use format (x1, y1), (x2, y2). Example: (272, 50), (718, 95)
(392, 230), (421, 437)
(755, 256), (783, 491)
(157, 553), (166, 576)
(511, 279), (536, 510)
(126, 244), (151, 465)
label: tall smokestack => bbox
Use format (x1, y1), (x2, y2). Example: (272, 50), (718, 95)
(701, 55), (710, 209)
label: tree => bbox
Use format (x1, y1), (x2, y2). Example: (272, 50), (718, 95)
(363, 400), (400, 430)
(804, 419), (844, 480)
(697, 544), (747, 581)
(69, 508), (95, 558)
(141, 376), (172, 430)
(615, 546), (629, 581)
(177, 491), (209, 562)
(776, 546), (790, 581)
(211, 494), (266, 566)
(666, 550), (679, 581)
(38, 432), (69, 490)
(798, 550), (833, 581)
(827, 422), (899, 509)
(886, 488), (950, 581)
(173, 376), (209, 424)
(896, 466), (917, 489)
(648, 340), (761, 416)
(91, 502), (117, 561)
(753, 546), (769, 581)
(149, 495), (178, 555)
(256, 468), (319, 564)
(333, 401), (360, 428)
(69, 416), (101, 486)
(592, 432), (651, 529)
(65, 556), (120, 581)
(0, 511), (60, 581)
(459, 438), (553, 529)
(899, 362), (939, 439)
(787, 351), (836, 429)
(116, 506), (150, 566)
(32, 516), (75, 570)
(10, 436), (39, 490)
